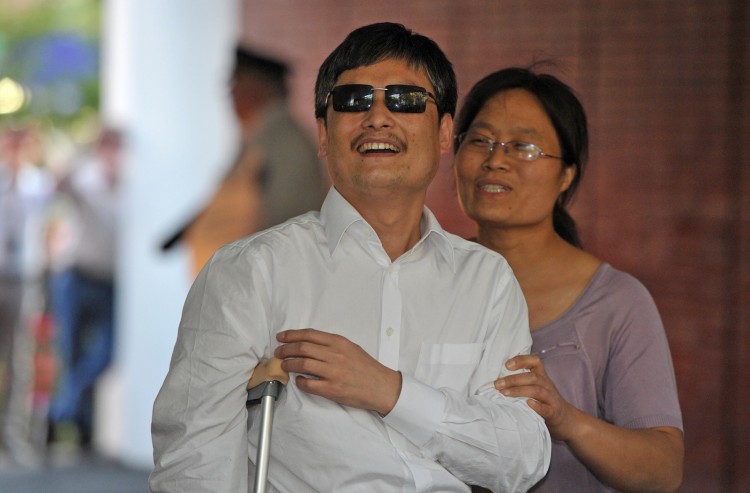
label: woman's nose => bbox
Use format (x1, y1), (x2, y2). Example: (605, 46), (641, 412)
(483, 144), (510, 171)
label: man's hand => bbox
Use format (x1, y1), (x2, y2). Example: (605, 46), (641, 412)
(275, 329), (402, 416)
(494, 354), (577, 441)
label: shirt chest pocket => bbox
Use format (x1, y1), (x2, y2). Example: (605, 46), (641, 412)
(534, 339), (597, 416)
(413, 343), (484, 394)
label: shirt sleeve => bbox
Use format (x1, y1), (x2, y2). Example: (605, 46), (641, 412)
(384, 267), (551, 492)
(602, 274), (683, 430)
(149, 243), (271, 493)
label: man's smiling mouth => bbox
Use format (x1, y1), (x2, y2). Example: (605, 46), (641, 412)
(357, 142), (401, 154)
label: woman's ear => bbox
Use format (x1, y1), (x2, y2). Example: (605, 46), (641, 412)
(560, 164), (576, 193)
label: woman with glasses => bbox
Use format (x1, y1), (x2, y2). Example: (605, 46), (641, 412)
(454, 67), (684, 492)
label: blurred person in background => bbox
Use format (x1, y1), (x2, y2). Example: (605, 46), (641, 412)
(45, 127), (122, 454)
(0, 125), (54, 467)
(453, 67), (684, 492)
(161, 45), (326, 277)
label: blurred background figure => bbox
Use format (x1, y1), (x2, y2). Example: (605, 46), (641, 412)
(45, 127), (122, 456)
(0, 125), (55, 468)
(162, 45), (326, 277)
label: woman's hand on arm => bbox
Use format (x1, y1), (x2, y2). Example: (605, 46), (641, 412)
(495, 355), (684, 493)
(495, 355), (575, 438)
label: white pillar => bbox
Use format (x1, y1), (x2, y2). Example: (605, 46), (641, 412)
(99, 0), (240, 468)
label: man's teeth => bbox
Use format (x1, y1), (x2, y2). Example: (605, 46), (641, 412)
(358, 142), (399, 153)
(480, 184), (509, 192)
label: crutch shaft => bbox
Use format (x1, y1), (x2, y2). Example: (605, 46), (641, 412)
(253, 394), (277, 493)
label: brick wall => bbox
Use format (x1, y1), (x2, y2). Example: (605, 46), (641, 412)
(240, 2), (750, 490)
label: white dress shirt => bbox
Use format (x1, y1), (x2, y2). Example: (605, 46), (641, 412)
(150, 187), (550, 493)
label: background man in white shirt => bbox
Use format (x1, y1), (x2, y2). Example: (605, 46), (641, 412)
(150, 22), (550, 492)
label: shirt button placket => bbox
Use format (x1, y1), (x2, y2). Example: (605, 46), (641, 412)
(378, 264), (401, 370)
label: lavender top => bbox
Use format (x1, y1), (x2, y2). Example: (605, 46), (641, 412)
(529, 263), (682, 493)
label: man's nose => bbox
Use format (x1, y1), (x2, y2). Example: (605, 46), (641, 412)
(362, 92), (395, 128)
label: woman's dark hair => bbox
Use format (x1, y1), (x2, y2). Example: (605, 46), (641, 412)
(454, 66), (588, 247)
(314, 22), (457, 121)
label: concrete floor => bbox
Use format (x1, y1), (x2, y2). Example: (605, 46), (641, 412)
(0, 452), (150, 493)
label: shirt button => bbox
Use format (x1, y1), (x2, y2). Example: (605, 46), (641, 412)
(386, 327), (394, 336)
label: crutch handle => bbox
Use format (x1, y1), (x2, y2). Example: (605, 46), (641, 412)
(247, 357), (289, 389)
(247, 380), (284, 405)
(247, 358), (288, 493)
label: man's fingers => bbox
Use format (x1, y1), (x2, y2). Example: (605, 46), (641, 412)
(275, 339), (328, 360)
(276, 328), (336, 345)
(279, 350), (334, 379)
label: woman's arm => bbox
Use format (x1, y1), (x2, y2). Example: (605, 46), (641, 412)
(496, 355), (684, 493)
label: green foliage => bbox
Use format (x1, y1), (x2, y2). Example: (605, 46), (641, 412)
(0, 0), (101, 41)
(0, 0), (101, 132)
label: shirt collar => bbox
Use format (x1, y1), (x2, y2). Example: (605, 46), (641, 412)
(321, 187), (363, 255)
(320, 187), (456, 271)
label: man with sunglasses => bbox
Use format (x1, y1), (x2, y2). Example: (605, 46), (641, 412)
(150, 22), (549, 493)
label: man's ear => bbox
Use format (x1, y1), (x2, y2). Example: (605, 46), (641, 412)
(316, 118), (328, 157)
(438, 114), (454, 156)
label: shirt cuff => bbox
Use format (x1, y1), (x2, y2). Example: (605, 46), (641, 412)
(383, 374), (446, 447)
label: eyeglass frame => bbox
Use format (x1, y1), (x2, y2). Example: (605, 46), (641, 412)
(456, 131), (564, 162)
(324, 84), (437, 114)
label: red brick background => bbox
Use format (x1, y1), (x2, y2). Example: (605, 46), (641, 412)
(240, 2), (750, 490)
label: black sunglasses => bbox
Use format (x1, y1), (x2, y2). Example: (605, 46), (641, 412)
(325, 84), (436, 113)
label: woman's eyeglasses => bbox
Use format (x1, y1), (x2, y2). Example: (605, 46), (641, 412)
(325, 84), (436, 114)
(456, 131), (563, 162)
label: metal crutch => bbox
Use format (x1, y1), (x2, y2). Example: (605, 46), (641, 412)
(246, 358), (288, 493)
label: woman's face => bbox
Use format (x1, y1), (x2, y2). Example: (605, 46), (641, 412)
(454, 88), (574, 233)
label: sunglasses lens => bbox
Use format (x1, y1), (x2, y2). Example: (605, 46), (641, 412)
(328, 85), (432, 113)
(385, 85), (428, 113)
(331, 85), (373, 112)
